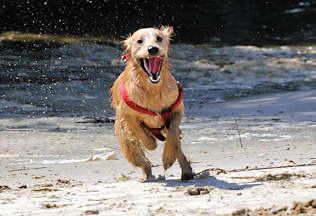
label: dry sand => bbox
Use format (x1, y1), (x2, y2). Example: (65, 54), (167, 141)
(1, 89), (316, 215)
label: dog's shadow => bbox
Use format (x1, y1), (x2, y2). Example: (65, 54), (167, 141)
(158, 173), (261, 190)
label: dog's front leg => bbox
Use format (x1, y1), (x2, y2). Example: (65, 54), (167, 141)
(115, 114), (155, 181)
(124, 115), (157, 151)
(162, 111), (194, 180)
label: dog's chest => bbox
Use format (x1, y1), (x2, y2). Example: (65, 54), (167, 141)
(131, 86), (179, 128)
(136, 87), (178, 111)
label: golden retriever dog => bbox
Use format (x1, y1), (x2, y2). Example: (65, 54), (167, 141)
(111, 26), (193, 181)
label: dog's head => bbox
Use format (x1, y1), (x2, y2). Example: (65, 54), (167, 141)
(122, 26), (174, 84)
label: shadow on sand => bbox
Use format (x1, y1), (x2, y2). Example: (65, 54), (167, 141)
(158, 173), (261, 190)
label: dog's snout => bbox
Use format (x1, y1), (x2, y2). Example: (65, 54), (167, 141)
(148, 46), (159, 55)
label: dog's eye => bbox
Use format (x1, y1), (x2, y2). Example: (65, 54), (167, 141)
(157, 36), (163, 42)
(137, 39), (143, 44)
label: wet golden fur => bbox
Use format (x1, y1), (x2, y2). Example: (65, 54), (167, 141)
(111, 26), (193, 181)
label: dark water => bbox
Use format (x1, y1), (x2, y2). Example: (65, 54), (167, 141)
(1, 0), (316, 45)
(0, 38), (315, 118)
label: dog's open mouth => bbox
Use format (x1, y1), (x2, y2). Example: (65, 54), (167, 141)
(140, 56), (163, 83)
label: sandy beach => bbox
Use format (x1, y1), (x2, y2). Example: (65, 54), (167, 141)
(1, 1), (316, 214)
(1, 88), (316, 215)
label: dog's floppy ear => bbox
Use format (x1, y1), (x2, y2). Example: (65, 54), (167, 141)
(121, 34), (132, 54)
(160, 26), (175, 39)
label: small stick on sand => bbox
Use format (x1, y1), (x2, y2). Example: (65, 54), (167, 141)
(194, 163), (316, 176)
(234, 118), (243, 148)
(9, 167), (47, 172)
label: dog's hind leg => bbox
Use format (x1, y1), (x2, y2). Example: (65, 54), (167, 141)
(176, 145), (194, 180)
(162, 111), (194, 180)
(115, 116), (155, 181)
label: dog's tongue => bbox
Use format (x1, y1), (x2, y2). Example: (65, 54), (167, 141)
(148, 57), (162, 74)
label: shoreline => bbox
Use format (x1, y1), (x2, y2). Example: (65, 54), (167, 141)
(190, 89), (316, 121)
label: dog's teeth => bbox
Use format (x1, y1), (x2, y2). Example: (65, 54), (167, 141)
(144, 61), (149, 72)
(148, 73), (160, 83)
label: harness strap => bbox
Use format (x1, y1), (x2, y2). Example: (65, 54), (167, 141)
(120, 83), (158, 117)
(120, 54), (130, 64)
(120, 81), (183, 141)
(161, 81), (183, 129)
(142, 124), (166, 141)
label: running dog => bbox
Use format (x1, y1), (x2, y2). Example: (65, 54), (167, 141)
(111, 26), (193, 181)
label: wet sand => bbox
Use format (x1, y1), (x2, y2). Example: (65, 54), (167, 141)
(1, 89), (316, 215)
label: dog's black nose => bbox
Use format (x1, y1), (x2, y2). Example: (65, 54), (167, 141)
(148, 46), (159, 55)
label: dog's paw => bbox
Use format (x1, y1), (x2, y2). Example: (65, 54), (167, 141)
(138, 175), (156, 183)
(181, 172), (194, 181)
(162, 156), (177, 170)
(142, 137), (157, 150)
(157, 174), (166, 181)
(162, 144), (177, 170)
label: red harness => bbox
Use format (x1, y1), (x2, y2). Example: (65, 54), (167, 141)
(120, 54), (130, 64)
(120, 81), (183, 141)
